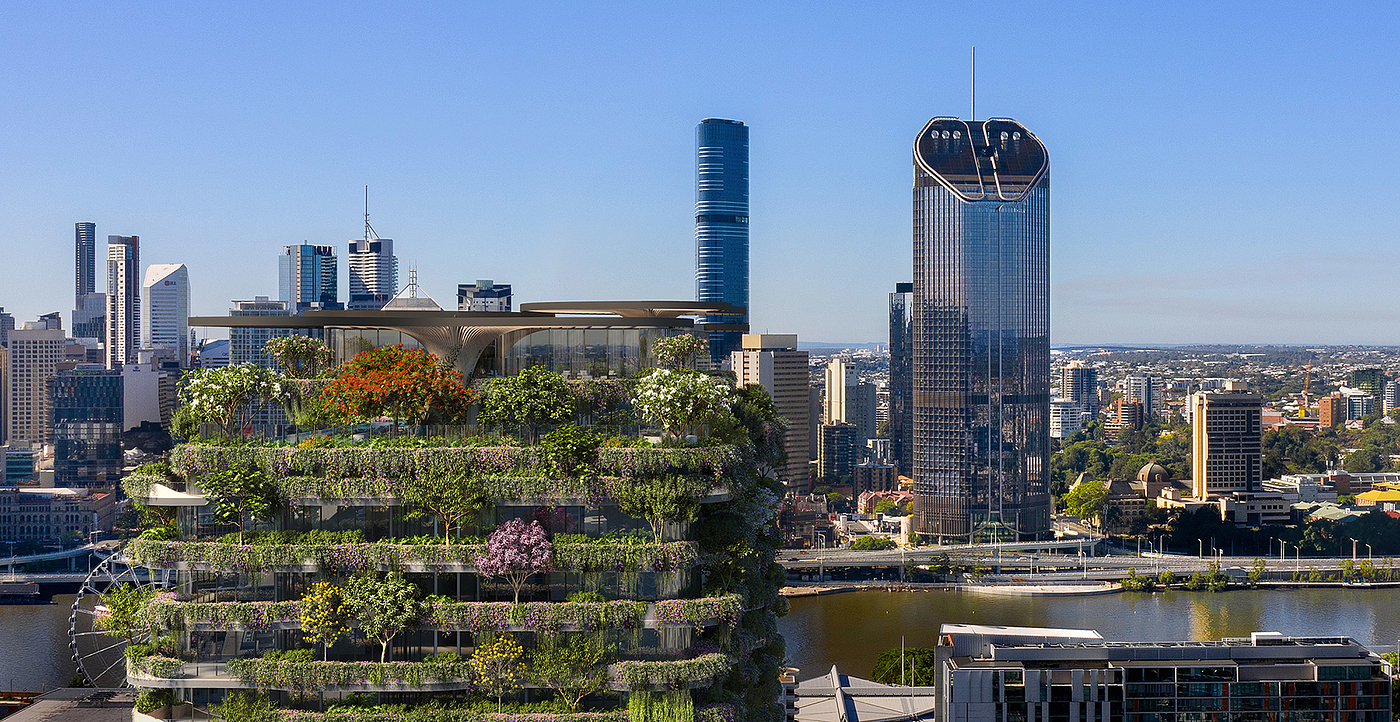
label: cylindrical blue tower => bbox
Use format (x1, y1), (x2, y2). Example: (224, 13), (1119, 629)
(695, 118), (749, 366)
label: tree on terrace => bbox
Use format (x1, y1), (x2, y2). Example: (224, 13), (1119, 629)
(531, 635), (615, 710)
(475, 518), (553, 604)
(402, 474), (488, 541)
(322, 345), (473, 428)
(201, 462), (278, 544)
(299, 581), (349, 661)
(342, 573), (423, 662)
(477, 365), (576, 440)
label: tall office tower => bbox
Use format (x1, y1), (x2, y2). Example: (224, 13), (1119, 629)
(1122, 375), (1164, 420)
(37, 312), (62, 331)
(911, 117), (1051, 542)
(1190, 380), (1263, 499)
(279, 244), (340, 310)
(458, 280), (512, 312)
(1061, 361), (1099, 420)
(1349, 368), (1386, 400)
(730, 334), (810, 493)
(889, 282), (914, 475)
(348, 238), (398, 310)
(105, 235), (140, 368)
(51, 366), (124, 487)
(142, 264), (190, 365)
(0, 308), (12, 348)
(818, 423), (859, 482)
(694, 118), (749, 366)
(7, 325), (66, 446)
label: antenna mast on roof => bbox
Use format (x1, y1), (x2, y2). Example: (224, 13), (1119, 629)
(971, 46), (976, 121)
(363, 185), (379, 241)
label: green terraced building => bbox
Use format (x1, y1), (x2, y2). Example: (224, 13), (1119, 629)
(103, 374), (788, 722)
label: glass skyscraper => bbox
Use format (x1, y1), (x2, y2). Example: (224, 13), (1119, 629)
(889, 282), (913, 476)
(911, 117), (1051, 542)
(279, 244), (341, 310)
(695, 118), (749, 365)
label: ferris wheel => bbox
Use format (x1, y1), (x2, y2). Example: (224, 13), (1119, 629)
(68, 552), (174, 688)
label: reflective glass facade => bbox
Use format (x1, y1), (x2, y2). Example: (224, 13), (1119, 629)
(889, 282), (913, 476)
(50, 368), (123, 487)
(695, 118), (749, 364)
(911, 118), (1051, 541)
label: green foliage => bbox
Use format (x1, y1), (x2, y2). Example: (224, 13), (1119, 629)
(628, 690), (695, 722)
(1061, 479), (1110, 526)
(1181, 561), (1230, 592)
(532, 635), (616, 710)
(1158, 570), (1177, 587)
(478, 366), (577, 436)
(1248, 558), (1268, 586)
(342, 573), (424, 662)
(870, 647), (938, 685)
(264, 336), (334, 379)
(873, 499), (898, 516)
(567, 590), (607, 603)
(1119, 568), (1156, 592)
(172, 405), (201, 442)
(201, 462), (278, 543)
(401, 471), (488, 540)
(96, 583), (156, 643)
(135, 689), (174, 713)
(541, 423), (603, 477)
(613, 474), (704, 541)
(849, 536), (896, 551)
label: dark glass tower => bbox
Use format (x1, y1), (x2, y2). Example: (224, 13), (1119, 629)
(889, 282), (913, 476)
(695, 118), (749, 365)
(911, 117), (1051, 542)
(75, 222), (96, 301)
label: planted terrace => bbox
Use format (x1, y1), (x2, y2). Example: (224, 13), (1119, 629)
(117, 338), (786, 722)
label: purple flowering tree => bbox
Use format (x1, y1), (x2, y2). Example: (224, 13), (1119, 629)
(476, 519), (554, 604)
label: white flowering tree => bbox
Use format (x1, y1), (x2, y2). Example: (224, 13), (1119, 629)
(633, 368), (729, 439)
(178, 363), (290, 436)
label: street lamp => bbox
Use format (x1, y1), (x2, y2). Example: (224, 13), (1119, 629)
(1351, 538), (1359, 561)
(1367, 544), (1373, 562)
(1198, 539), (1203, 558)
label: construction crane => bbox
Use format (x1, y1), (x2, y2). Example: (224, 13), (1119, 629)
(1298, 359), (1312, 417)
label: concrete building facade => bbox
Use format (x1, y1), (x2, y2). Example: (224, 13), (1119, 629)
(7, 326), (66, 446)
(105, 235), (140, 368)
(142, 263), (190, 366)
(1191, 381), (1263, 499)
(730, 334), (809, 493)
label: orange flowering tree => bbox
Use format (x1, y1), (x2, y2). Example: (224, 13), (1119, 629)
(322, 345), (474, 427)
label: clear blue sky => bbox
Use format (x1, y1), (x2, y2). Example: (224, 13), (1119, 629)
(2, 2), (1397, 344)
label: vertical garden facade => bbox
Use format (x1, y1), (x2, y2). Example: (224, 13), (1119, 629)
(117, 369), (788, 722)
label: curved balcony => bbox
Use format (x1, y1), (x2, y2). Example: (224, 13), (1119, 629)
(125, 539), (699, 574)
(128, 653), (732, 693)
(141, 594), (745, 633)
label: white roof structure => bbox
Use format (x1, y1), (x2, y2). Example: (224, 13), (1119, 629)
(793, 665), (936, 722)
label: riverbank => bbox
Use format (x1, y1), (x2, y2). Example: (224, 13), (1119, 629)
(781, 580), (1119, 597)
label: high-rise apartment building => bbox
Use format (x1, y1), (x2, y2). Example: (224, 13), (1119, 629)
(348, 238), (398, 310)
(695, 118), (749, 366)
(1319, 394), (1346, 428)
(0, 308), (12, 348)
(105, 235), (140, 368)
(51, 366), (124, 487)
(1349, 368), (1386, 399)
(457, 280), (512, 312)
(911, 117), (1051, 541)
(142, 264), (190, 366)
(75, 222), (97, 301)
(73, 222), (107, 340)
(730, 334), (809, 493)
(279, 244), (340, 310)
(822, 357), (878, 441)
(1049, 398), (1084, 439)
(7, 325), (66, 446)
(1122, 375), (1164, 420)
(889, 282), (914, 475)
(1383, 380), (1400, 415)
(818, 423), (859, 483)
(1191, 381), (1263, 499)
(1061, 361), (1099, 420)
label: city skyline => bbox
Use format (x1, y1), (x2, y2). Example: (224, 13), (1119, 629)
(2, 4), (1399, 345)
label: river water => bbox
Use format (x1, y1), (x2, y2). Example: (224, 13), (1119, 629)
(0, 595), (78, 692)
(777, 588), (1400, 680)
(2, 590), (1398, 692)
